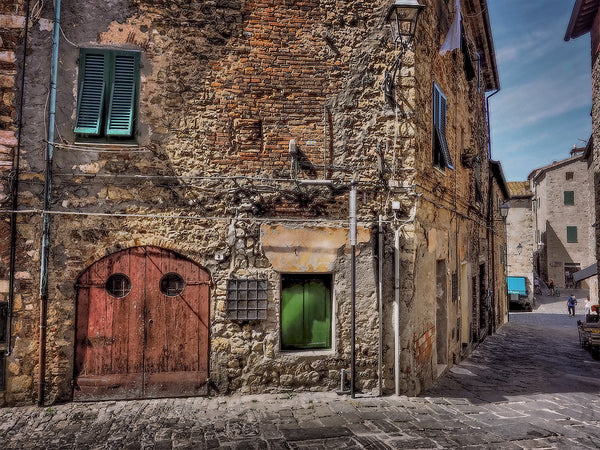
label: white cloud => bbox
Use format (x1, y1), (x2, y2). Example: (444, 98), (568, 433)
(490, 71), (591, 135)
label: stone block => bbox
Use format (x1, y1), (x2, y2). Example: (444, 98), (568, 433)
(0, 75), (14, 88)
(0, 130), (17, 147)
(0, 15), (26, 29)
(0, 51), (16, 63)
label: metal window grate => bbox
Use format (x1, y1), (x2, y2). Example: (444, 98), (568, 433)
(160, 273), (185, 297)
(226, 279), (268, 320)
(105, 273), (131, 298)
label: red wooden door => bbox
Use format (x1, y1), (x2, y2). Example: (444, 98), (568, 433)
(74, 247), (210, 401)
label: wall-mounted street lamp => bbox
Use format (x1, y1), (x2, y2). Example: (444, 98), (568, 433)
(387, 0), (425, 44)
(384, 1), (424, 106)
(500, 202), (510, 220)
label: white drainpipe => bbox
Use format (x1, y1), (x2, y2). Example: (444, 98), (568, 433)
(393, 196), (419, 395)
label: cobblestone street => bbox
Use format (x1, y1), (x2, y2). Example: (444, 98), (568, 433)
(1, 291), (599, 449)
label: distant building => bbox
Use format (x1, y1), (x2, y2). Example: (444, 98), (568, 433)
(505, 181), (534, 308)
(528, 152), (595, 291)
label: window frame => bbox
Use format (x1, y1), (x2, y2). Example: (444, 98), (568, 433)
(432, 82), (454, 170)
(564, 191), (575, 206)
(75, 48), (141, 141)
(280, 274), (333, 351)
(566, 226), (578, 243)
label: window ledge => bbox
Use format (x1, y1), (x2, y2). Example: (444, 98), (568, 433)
(277, 349), (336, 358)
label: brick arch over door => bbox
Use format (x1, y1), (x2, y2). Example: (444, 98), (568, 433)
(74, 246), (210, 401)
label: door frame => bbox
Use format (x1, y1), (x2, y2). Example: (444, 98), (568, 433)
(72, 246), (212, 401)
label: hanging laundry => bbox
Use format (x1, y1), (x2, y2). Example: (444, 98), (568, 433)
(440, 0), (462, 55)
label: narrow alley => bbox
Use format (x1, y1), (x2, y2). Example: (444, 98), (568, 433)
(1, 291), (599, 449)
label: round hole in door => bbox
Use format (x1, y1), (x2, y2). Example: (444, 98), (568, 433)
(160, 272), (185, 296)
(105, 273), (132, 298)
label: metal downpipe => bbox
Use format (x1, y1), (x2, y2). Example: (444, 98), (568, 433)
(394, 227), (401, 395)
(38, 0), (61, 406)
(377, 215), (384, 396)
(349, 182), (357, 398)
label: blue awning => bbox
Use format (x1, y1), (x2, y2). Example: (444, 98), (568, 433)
(507, 277), (527, 295)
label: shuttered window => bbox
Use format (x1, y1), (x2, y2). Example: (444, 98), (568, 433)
(75, 49), (140, 139)
(567, 226), (578, 243)
(564, 191), (575, 206)
(281, 274), (332, 350)
(433, 83), (454, 170)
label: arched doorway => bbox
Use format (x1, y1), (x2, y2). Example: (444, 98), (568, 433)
(74, 246), (210, 401)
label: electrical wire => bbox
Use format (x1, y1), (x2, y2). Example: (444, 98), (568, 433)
(59, 25), (78, 48)
(0, 208), (392, 225)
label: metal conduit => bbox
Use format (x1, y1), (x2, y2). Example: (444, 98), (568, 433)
(38, 0), (61, 406)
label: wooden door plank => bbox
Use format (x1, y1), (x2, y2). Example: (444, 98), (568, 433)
(74, 270), (91, 378)
(127, 247), (146, 375)
(144, 246), (168, 375)
(144, 371), (207, 398)
(198, 284), (210, 374)
(73, 373), (144, 401)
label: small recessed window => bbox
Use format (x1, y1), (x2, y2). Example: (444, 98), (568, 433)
(567, 226), (578, 243)
(160, 273), (185, 296)
(566, 172), (574, 180)
(564, 191), (575, 205)
(105, 273), (131, 298)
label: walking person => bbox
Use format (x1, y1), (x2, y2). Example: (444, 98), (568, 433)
(585, 297), (592, 317)
(567, 294), (578, 317)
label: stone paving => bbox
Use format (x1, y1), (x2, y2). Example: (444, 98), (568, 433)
(1, 290), (600, 449)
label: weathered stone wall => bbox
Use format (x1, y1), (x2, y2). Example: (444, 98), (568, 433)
(4, 0), (400, 405)
(2, 0), (502, 404)
(397, 0), (501, 392)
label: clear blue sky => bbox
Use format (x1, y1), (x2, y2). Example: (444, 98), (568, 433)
(487, 0), (592, 181)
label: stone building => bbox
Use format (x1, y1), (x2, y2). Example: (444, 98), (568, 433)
(0, 0), (507, 405)
(528, 152), (595, 291)
(505, 181), (534, 308)
(565, 0), (600, 306)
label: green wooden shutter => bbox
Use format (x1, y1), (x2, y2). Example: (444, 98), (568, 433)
(281, 280), (305, 349)
(74, 52), (106, 135)
(281, 275), (332, 350)
(106, 53), (138, 137)
(567, 226), (578, 243)
(303, 279), (331, 348)
(564, 191), (575, 205)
